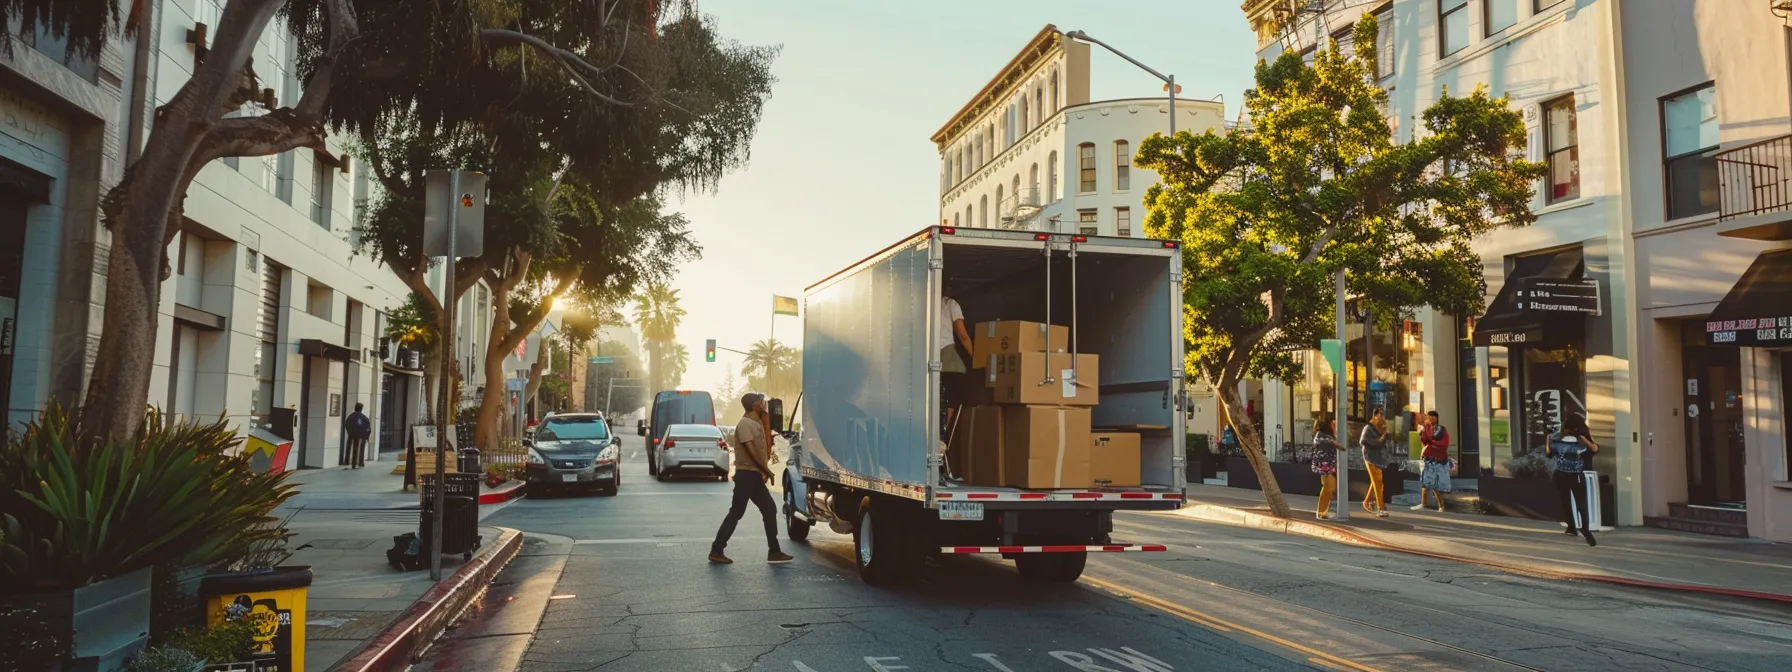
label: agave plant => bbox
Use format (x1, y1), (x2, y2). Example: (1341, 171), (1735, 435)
(0, 402), (298, 593)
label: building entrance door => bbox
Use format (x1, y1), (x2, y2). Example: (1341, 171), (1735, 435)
(0, 201), (24, 424)
(1682, 325), (1747, 508)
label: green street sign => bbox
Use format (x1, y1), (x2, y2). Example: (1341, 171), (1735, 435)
(588, 356), (615, 364)
(1320, 339), (1344, 376)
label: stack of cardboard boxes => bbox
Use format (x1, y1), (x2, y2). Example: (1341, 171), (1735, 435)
(950, 321), (1142, 489)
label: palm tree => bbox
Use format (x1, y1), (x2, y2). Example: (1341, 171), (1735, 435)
(633, 283), (686, 393)
(742, 339), (799, 401)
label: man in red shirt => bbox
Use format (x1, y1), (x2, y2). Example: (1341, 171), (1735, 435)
(1413, 410), (1452, 512)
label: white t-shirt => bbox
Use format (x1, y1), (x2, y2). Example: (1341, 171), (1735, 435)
(939, 297), (965, 352)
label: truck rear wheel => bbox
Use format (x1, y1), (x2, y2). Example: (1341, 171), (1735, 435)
(1014, 552), (1087, 583)
(853, 504), (921, 585)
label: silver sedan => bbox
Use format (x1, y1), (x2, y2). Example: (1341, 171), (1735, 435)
(653, 423), (731, 482)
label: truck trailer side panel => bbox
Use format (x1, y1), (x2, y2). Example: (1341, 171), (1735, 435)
(798, 235), (932, 495)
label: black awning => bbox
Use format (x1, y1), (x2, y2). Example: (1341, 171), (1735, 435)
(1472, 248), (1586, 348)
(1705, 248), (1792, 347)
(299, 338), (362, 362)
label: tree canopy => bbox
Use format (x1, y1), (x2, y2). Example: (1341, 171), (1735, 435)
(1136, 16), (1543, 516)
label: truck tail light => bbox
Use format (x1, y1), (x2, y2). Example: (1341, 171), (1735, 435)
(1034, 233), (1051, 241)
(940, 226), (956, 235)
(1070, 235), (1088, 243)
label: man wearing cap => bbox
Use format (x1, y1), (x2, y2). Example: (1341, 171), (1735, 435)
(710, 392), (795, 564)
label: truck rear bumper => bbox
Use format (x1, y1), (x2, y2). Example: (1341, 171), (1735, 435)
(942, 544), (1167, 554)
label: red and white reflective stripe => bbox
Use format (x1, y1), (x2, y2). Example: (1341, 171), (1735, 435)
(941, 544), (1169, 554)
(936, 491), (1183, 502)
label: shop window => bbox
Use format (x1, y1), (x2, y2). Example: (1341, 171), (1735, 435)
(1544, 95), (1579, 203)
(1662, 84), (1719, 220)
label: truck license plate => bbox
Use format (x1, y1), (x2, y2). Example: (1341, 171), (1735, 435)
(939, 501), (984, 521)
(561, 474), (579, 482)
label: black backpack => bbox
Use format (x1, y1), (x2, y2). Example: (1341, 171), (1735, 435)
(386, 532), (424, 571)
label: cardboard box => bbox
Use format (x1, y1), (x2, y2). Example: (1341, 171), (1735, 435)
(1091, 432), (1142, 488)
(949, 405), (1007, 486)
(972, 321), (1069, 369)
(1003, 406), (1092, 489)
(988, 352), (1100, 406)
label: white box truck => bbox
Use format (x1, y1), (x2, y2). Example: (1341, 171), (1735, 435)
(773, 226), (1187, 584)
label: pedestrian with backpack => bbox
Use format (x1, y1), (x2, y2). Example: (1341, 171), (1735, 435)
(1548, 413), (1600, 547)
(345, 402), (373, 469)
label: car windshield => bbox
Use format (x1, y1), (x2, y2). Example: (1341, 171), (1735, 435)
(538, 417), (610, 442)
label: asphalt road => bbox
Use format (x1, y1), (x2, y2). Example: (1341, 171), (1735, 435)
(463, 433), (1792, 672)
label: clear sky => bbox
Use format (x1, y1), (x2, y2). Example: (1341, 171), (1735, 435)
(645, 0), (1261, 404)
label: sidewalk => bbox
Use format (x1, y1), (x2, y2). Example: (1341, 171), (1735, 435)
(278, 467), (519, 669)
(1176, 483), (1792, 604)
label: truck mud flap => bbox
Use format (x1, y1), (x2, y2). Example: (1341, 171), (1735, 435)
(943, 544), (1167, 554)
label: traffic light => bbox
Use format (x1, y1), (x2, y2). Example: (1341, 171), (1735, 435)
(705, 339), (717, 363)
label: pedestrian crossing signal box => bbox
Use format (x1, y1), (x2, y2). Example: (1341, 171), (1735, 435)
(705, 339), (716, 363)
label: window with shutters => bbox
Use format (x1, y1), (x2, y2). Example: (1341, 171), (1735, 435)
(1116, 207), (1132, 237)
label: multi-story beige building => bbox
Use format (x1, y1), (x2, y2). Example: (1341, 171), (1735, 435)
(934, 25), (1226, 237)
(1240, 0), (1792, 542)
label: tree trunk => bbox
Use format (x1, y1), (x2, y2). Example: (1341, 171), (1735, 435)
(422, 347), (441, 423)
(82, 0), (287, 442)
(523, 343), (548, 415)
(1217, 382), (1293, 518)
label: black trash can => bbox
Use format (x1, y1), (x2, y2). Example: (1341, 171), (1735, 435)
(420, 474), (482, 560)
(458, 447), (481, 473)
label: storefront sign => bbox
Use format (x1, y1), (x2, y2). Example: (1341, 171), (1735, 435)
(1485, 330), (1537, 345)
(1705, 315), (1792, 347)
(1516, 279), (1599, 314)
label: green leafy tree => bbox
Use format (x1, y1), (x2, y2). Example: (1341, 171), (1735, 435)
(41, 0), (762, 442)
(1135, 16), (1543, 517)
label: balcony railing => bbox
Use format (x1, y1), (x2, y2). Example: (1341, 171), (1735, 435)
(1716, 134), (1792, 222)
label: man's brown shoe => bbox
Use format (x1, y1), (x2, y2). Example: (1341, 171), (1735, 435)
(767, 551), (794, 564)
(708, 552), (733, 564)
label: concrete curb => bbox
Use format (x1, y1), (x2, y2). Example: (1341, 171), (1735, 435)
(1175, 503), (1792, 605)
(333, 527), (526, 672)
(478, 480), (527, 505)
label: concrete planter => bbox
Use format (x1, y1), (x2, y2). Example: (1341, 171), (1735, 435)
(3, 566), (155, 671)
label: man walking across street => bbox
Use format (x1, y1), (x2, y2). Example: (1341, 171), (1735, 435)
(345, 402), (373, 469)
(710, 393), (795, 565)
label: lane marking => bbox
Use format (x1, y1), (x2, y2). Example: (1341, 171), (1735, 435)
(1080, 576), (1380, 672)
(572, 537), (715, 545)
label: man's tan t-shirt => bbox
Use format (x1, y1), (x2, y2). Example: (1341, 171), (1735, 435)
(731, 414), (770, 476)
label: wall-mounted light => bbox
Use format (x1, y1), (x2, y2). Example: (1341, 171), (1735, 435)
(1489, 365), (1507, 380)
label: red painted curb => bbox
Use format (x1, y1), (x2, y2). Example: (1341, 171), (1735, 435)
(478, 480), (527, 505)
(333, 527), (525, 672)
(1177, 503), (1792, 605)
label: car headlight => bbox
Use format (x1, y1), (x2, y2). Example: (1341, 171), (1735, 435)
(596, 444), (620, 465)
(526, 449), (546, 465)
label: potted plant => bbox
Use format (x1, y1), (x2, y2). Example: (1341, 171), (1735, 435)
(0, 403), (297, 670)
(195, 512), (312, 672)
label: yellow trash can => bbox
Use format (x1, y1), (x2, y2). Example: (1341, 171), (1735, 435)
(199, 566), (313, 672)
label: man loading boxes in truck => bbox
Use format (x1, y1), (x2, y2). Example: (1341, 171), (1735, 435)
(776, 226), (1184, 585)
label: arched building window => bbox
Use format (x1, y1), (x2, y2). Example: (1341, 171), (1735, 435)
(979, 195), (989, 227)
(1048, 151), (1059, 202)
(1078, 142), (1096, 193)
(1050, 71), (1060, 112)
(996, 185), (1005, 222)
(1018, 97), (1029, 138)
(1029, 163), (1040, 205)
(1115, 140), (1131, 191)
(1034, 87), (1044, 126)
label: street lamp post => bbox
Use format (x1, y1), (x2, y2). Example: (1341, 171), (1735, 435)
(1064, 30), (1177, 135)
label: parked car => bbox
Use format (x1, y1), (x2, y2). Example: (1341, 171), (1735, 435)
(653, 424), (731, 482)
(642, 390), (716, 477)
(525, 413), (623, 495)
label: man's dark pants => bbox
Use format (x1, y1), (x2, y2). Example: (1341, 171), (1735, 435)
(712, 471), (781, 555)
(349, 437), (368, 468)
